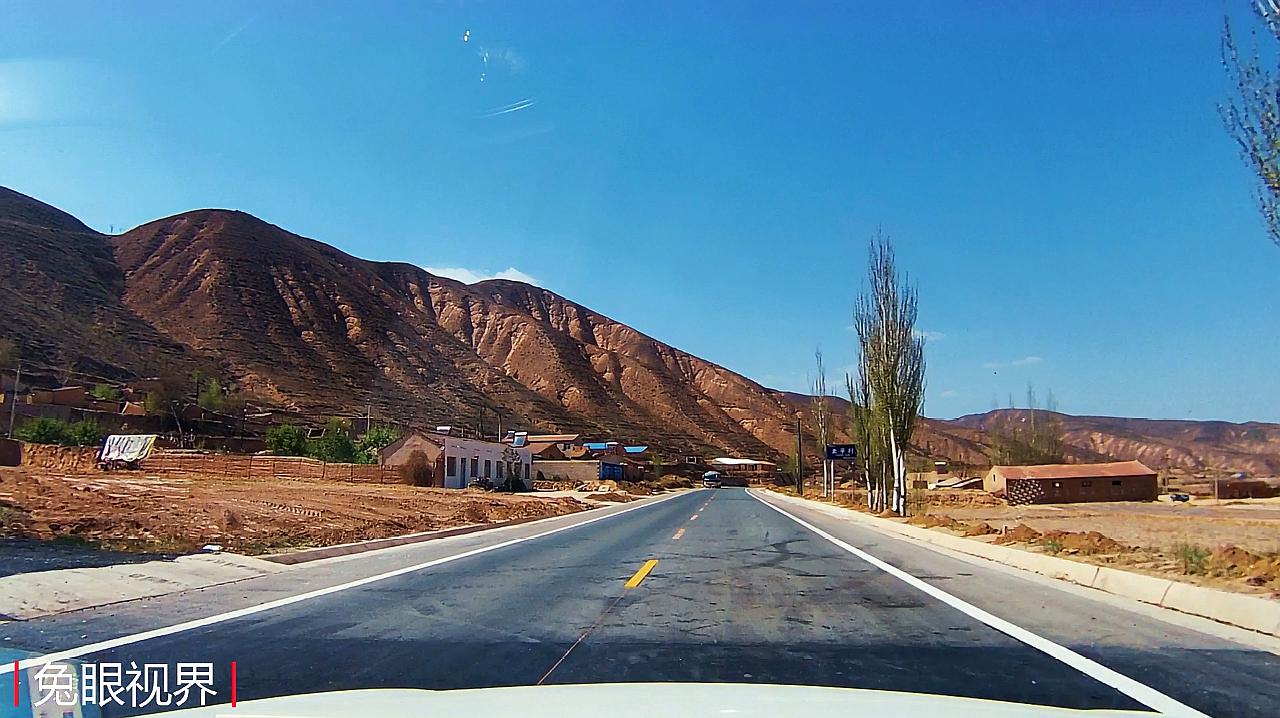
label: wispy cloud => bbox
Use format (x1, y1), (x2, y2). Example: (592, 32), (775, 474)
(477, 96), (536, 118)
(913, 329), (944, 342)
(983, 356), (1043, 369)
(424, 266), (541, 286)
(213, 16), (257, 51)
(940, 389), (959, 398)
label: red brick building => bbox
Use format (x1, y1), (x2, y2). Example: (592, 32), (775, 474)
(984, 461), (1158, 505)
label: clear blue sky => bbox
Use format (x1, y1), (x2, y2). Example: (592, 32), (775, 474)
(2, 1), (1277, 422)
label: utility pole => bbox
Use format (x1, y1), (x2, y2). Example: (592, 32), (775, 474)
(795, 416), (803, 495)
(6, 361), (19, 438)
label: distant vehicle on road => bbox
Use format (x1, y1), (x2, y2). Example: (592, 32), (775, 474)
(702, 471), (722, 489)
(1169, 493), (1191, 503)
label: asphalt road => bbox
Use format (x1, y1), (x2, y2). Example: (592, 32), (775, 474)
(3, 488), (1280, 717)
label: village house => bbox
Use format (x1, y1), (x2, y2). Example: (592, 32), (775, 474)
(25, 386), (121, 413)
(710, 457), (778, 484)
(381, 428), (532, 489)
(984, 461), (1159, 504)
(526, 433), (584, 454)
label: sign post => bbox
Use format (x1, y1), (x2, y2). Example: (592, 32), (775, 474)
(824, 444), (858, 498)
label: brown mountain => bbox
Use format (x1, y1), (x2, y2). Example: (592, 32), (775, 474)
(3, 188), (796, 457)
(3, 186), (1277, 473)
(774, 397), (1280, 477)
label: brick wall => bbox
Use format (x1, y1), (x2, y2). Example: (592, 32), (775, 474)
(138, 451), (403, 484)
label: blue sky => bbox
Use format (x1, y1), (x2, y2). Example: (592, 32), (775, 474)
(2, 1), (1277, 422)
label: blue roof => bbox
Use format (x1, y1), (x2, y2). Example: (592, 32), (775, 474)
(584, 442), (610, 450)
(623, 445), (649, 454)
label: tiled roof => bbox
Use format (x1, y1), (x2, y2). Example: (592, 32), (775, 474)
(990, 461), (1155, 480)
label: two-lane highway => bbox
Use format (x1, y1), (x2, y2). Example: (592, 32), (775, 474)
(3, 488), (1279, 716)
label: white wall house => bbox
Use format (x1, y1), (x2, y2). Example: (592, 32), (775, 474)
(441, 435), (532, 489)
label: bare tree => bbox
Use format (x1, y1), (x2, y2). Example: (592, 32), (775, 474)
(811, 347), (831, 451)
(848, 233), (926, 515)
(811, 347), (831, 496)
(1222, 4), (1280, 248)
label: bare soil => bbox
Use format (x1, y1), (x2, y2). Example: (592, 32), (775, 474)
(805, 487), (1280, 596)
(925, 500), (1280, 596)
(0, 466), (589, 555)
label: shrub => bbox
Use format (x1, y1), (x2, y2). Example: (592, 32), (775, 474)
(265, 425), (308, 456)
(197, 377), (225, 412)
(355, 425), (401, 465)
(91, 384), (122, 402)
(14, 417), (69, 445)
(307, 419), (357, 463)
(499, 477), (529, 492)
(1042, 538), (1064, 555)
(1173, 542), (1210, 575)
(400, 450), (435, 487)
(64, 420), (104, 447)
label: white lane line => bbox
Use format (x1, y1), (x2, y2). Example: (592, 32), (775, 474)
(748, 490), (1208, 718)
(2, 490), (694, 674)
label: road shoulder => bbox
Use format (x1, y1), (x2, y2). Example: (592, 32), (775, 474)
(751, 489), (1280, 646)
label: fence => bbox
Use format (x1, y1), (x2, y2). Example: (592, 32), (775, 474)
(138, 451), (403, 484)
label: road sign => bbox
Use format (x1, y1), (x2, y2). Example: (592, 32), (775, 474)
(825, 444), (858, 461)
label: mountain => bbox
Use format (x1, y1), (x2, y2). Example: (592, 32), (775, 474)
(948, 411), (1280, 476)
(772, 390), (1280, 476)
(4, 189), (796, 457)
(2, 186), (1278, 473)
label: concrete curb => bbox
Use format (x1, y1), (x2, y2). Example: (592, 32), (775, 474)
(262, 493), (666, 565)
(0, 554), (285, 621)
(759, 490), (1280, 638)
(263, 515), (553, 564)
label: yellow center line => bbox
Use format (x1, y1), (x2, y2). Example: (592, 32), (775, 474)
(672, 528), (686, 540)
(624, 559), (659, 589)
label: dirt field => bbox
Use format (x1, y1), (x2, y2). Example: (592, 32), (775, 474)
(938, 498), (1280, 556)
(806, 488), (1280, 597)
(0, 466), (590, 555)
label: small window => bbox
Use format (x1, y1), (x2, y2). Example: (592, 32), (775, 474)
(471, 457), (479, 477)
(496, 462), (504, 479)
(1081, 480), (1092, 487)
(524, 463), (531, 481)
(447, 456), (457, 477)
(1111, 480), (1122, 486)
(484, 459), (492, 478)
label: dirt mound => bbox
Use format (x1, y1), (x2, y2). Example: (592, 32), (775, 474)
(963, 522), (998, 536)
(1040, 529), (1125, 555)
(994, 523), (1042, 544)
(908, 514), (964, 530)
(583, 492), (634, 503)
(1211, 545), (1264, 571)
(1207, 545), (1280, 584)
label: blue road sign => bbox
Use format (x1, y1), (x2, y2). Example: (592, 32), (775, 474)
(825, 444), (858, 461)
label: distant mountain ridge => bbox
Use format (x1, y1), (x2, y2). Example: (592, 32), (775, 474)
(2, 185), (1277, 474)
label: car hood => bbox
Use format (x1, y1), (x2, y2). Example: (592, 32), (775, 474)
(160, 683), (1151, 717)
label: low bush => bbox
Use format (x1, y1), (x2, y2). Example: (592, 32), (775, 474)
(14, 417), (69, 445)
(64, 420), (104, 447)
(266, 425), (308, 456)
(401, 450), (435, 487)
(1173, 542), (1210, 575)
